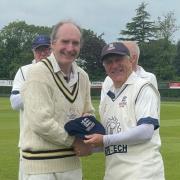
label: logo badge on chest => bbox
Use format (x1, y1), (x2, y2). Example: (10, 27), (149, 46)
(119, 96), (127, 107)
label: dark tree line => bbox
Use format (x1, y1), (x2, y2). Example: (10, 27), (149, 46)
(0, 21), (106, 81)
(0, 2), (180, 82)
(0, 21), (51, 79)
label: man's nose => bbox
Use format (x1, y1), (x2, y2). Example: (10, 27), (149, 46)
(66, 43), (75, 51)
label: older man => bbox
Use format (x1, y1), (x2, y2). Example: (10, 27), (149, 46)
(21, 20), (94, 180)
(101, 41), (158, 101)
(84, 42), (165, 180)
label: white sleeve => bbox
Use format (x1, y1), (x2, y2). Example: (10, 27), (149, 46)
(10, 67), (25, 110)
(11, 68), (25, 91)
(10, 94), (24, 110)
(135, 85), (159, 122)
(149, 74), (158, 90)
(103, 124), (154, 146)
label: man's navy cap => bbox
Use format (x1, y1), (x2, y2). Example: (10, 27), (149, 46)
(64, 116), (106, 139)
(32, 35), (50, 49)
(100, 42), (130, 61)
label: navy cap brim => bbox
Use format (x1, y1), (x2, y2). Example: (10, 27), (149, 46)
(32, 45), (50, 50)
(101, 52), (128, 62)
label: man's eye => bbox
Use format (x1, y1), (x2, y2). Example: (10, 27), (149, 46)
(72, 41), (80, 46)
(62, 40), (69, 44)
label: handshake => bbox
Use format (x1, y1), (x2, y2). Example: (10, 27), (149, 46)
(64, 115), (105, 156)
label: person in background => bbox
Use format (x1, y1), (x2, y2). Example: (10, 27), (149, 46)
(10, 35), (51, 110)
(10, 34), (51, 180)
(84, 42), (165, 180)
(101, 41), (158, 101)
(21, 20), (94, 180)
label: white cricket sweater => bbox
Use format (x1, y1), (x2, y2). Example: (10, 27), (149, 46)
(21, 55), (94, 174)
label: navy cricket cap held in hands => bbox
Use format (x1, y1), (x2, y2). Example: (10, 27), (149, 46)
(100, 42), (130, 62)
(32, 35), (50, 50)
(64, 116), (106, 139)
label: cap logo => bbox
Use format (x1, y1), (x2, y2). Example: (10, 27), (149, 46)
(39, 37), (44, 41)
(81, 117), (95, 131)
(107, 43), (115, 51)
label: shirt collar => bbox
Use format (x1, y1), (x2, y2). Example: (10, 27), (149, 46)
(110, 72), (137, 95)
(47, 53), (79, 86)
(32, 59), (36, 64)
(136, 65), (147, 77)
(124, 71), (138, 85)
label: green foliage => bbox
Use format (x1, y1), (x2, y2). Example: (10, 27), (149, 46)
(156, 11), (180, 42)
(139, 39), (176, 81)
(174, 40), (180, 78)
(118, 2), (180, 81)
(0, 21), (52, 79)
(119, 2), (157, 43)
(80, 29), (106, 81)
(0, 21), (106, 81)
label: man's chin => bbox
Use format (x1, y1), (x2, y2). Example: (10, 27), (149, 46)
(58, 58), (74, 65)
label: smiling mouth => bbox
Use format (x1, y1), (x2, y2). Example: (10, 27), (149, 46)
(61, 52), (77, 59)
(111, 69), (124, 74)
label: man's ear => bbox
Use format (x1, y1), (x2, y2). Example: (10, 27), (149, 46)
(131, 54), (137, 63)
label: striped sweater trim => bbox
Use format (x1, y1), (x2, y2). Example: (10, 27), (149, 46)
(41, 59), (79, 103)
(22, 148), (76, 160)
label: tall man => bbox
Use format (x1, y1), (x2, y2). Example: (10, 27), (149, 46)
(84, 42), (165, 180)
(21, 20), (94, 180)
(10, 34), (51, 180)
(101, 41), (158, 101)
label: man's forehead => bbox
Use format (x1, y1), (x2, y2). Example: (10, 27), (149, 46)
(58, 23), (81, 35)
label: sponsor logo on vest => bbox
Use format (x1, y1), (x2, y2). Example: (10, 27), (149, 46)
(105, 144), (128, 156)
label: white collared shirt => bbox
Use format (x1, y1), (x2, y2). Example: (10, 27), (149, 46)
(48, 53), (79, 87)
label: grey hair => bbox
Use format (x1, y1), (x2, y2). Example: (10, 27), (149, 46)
(50, 19), (82, 43)
(122, 41), (140, 62)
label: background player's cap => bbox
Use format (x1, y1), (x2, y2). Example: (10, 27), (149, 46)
(32, 35), (50, 50)
(100, 42), (130, 62)
(64, 116), (106, 139)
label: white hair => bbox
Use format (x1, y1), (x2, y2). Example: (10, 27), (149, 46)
(121, 41), (140, 62)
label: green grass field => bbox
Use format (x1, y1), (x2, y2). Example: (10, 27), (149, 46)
(0, 97), (180, 180)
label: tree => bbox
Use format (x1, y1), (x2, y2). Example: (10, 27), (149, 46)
(79, 29), (106, 81)
(174, 40), (180, 79)
(0, 21), (106, 81)
(156, 11), (180, 42)
(139, 39), (176, 81)
(0, 21), (51, 79)
(119, 2), (156, 43)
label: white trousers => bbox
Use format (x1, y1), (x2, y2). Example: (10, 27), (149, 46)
(23, 169), (82, 180)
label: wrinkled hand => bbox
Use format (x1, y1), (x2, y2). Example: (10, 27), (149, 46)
(73, 138), (92, 157)
(84, 134), (104, 147)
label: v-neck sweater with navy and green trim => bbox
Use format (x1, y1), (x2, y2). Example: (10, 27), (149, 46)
(21, 55), (94, 174)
